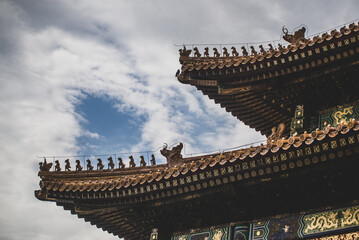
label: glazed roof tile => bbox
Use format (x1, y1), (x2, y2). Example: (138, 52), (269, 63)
(35, 23), (359, 240)
(37, 120), (359, 194)
(179, 23), (359, 73)
(177, 23), (359, 136)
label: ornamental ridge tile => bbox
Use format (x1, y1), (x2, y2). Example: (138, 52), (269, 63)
(36, 120), (359, 196)
(178, 22), (359, 74)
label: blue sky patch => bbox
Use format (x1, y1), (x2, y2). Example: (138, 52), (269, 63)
(76, 94), (143, 155)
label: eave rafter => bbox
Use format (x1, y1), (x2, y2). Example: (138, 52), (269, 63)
(177, 25), (359, 135)
(36, 120), (359, 239)
(35, 23), (359, 240)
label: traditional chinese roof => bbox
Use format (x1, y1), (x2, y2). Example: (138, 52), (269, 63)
(177, 23), (359, 136)
(35, 120), (359, 239)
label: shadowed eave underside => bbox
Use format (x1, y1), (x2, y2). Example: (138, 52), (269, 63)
(177, 23), (359, 136)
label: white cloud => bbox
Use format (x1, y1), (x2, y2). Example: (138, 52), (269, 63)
(83, 130), (100, 139)
(1, 0), (359, 239)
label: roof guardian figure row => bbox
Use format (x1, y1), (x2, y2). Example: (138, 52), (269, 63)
(39, 154), (157, 172)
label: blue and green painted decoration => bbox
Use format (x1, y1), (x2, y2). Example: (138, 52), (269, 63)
(319, 103), (359, 129)
(171, 227), (230, 240)
(171, 205), (359, 240)
(233, 225), (249, 240)
(290, 102), (359, 136)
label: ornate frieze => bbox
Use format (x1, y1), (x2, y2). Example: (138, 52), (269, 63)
(249, 222), (269, 240)
(311, 231), (359, 240)
(298, 205), (359, 237)
(171, 227), (229, 240)
(319, 103), (359, 129)
(171, 205), (359, 240)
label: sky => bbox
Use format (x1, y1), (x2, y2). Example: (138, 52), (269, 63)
(0, 1), (358, 239)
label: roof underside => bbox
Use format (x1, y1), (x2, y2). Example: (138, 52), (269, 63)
(178, 23), (359, 136)
(36, 121), (359, 239)
(35, 23), (359, 240)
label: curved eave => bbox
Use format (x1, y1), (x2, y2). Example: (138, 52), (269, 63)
(179, 23), (359, 73)
(35, 120), (359, 239)
(37, 120), (359, 195)
(178, 27), (359, 135)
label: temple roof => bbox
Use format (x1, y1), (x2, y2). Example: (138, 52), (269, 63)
(37, 121), (359, 193)
(35, 23), (359, 240)
(177, 23), (359, 136)
(35, 120), (359, 239)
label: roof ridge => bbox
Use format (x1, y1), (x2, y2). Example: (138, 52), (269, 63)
(178, 21), (359, 72)
(38, 119), (359, 193)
